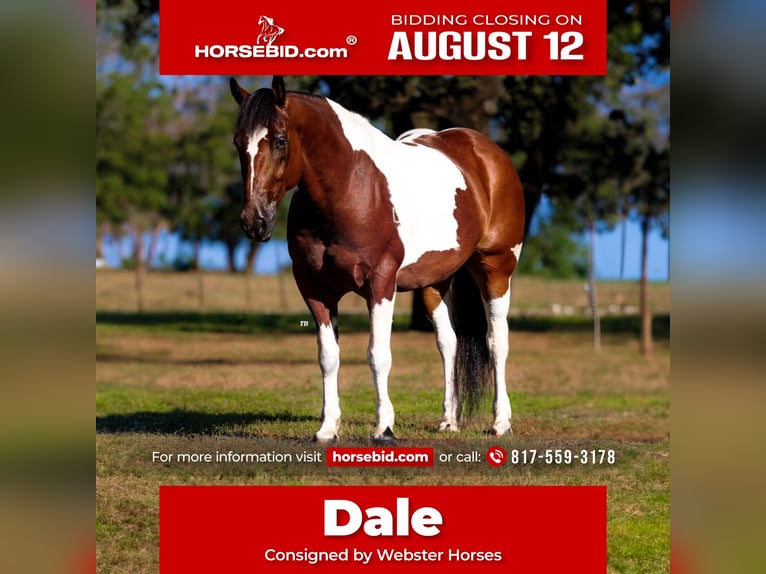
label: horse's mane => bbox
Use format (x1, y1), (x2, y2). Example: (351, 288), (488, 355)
(236, 89), (328, 135)
(235, 88), (279, 135)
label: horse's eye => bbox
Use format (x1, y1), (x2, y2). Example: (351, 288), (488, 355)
(275, 135), (288, 149)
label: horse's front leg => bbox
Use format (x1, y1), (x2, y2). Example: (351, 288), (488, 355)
(306, 298), (341, 443)
(366, 279), (398, 445)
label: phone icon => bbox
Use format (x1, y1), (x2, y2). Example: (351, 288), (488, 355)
(486, 446), (507, 467)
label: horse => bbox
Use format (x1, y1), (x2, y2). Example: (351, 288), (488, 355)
(229, 76), (525, 444)
(256, 16), (284, 46)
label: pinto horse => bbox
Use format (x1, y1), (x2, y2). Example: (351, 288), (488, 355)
(230, 76), (524, 444)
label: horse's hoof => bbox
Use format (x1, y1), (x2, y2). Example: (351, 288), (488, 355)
(490, 425), (512, 437)
(438, 421), (460, 432)
(313, 433), (338, 444)
(372, 427), (396, 446)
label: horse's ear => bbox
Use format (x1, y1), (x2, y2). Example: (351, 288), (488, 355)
(272, 76), (286, 107)
(230, 77), (249, 106)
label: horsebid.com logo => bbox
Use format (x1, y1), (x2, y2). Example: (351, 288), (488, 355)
(257, 15), (284, 46)
(194, 15), (351, 60)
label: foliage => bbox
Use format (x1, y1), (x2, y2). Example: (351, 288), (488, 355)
(96, 72), (173, 233)
(517, 217), (587, 279)
(97, 0), (160, 50)
(98, 2), (246, 269)
(166, 90), (239, 244)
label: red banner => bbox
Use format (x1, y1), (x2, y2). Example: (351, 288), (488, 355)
(159, 0), (606, 75)
(160, 485), (606, 573)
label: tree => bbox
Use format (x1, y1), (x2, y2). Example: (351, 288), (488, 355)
(98, 0), (176, 310)
(164, 88), (242, 305)
(497, 75), (599, 240)
(631, 146), (669, 356)
(558, 111), (624, 351)
(497, 0), (669, 267)
(96, 72), (173, 310)
(209, 182), (247, 272)
(608, 82), (670, 356)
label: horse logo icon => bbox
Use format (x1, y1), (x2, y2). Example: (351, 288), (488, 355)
(257, 15), (285, 46)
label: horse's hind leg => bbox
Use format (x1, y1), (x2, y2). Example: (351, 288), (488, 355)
(470, 255), (516, 436)
(366, 276), (398, 444)
(483, 283), (513, 435)
(423, 282), (460, 431)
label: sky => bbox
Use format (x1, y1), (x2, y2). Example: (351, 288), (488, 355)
(594, 222), (668, 281)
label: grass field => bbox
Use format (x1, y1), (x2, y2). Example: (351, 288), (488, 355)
(96, 270), (670, 573)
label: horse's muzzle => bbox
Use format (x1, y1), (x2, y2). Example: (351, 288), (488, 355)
(240, 211), (273, 242)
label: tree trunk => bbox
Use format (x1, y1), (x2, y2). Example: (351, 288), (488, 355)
(226, 241), (238, 272)
(96, 226), (108, 269)
(618, 185), (628, 282)
(639, 214), (653, 356)
(667, 245), (670, 283)
(587, 220), (601, 352)
(620, 216), (627, 281)
(194, 240), (205, 310)
(145, 226), (160, 270)
(96, 226), (105, 259)
(244, 270), (252, 311)
(134, 229), (145, 313)
(245, 241), (259, 272)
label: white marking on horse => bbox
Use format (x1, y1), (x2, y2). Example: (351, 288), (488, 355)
(511, 242), (523, 262)
(326, 100), (466, 268)
(430, 298), (459, 431)
(246, 127), (268, 196)
(315, 322), (341, 442)
(397, 128), (437, 142)
(368, 297), (396, 436)
(483, 286), (513, 435)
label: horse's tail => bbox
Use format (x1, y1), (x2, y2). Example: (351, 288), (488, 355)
(450, 266), (490, 418)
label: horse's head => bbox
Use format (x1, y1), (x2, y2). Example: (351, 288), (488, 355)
(230, 76), (301, 241)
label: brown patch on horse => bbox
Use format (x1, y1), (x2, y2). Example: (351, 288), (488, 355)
(284, 94), (405, 305)
(445, 131), (524, 299)
(396, 128), (524, 299)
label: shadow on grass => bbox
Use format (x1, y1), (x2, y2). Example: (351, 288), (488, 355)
(95, 353), (331, 367)
(97, 311), (669, 339)
(95, 311), (386, 334)
(96, 409), (314, 435)
(511, 314), (670, 339)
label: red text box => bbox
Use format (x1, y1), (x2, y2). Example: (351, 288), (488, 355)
(160, 485), (606, 573)
(159, 0), (606, 75)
